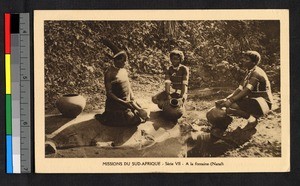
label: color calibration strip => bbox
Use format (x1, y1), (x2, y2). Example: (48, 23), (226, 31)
(5, 13), (31, 173)
(5, 13), (13, 174)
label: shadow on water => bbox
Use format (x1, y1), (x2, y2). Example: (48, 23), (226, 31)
(46, 112), (185, 157)
(149, 111), (177, 130)
(187, 127), (257, 157)
(45, 115), (73, 134)
(46, 116), (138, 149)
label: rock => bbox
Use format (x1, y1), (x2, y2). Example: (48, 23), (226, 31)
(45, 141), (57, 155)
(185, 105), (196, 111)
(96, 141), (114, 147)
(254, 152), (260, 156)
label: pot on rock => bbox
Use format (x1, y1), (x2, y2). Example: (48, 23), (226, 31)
(56, 94), (86, 118)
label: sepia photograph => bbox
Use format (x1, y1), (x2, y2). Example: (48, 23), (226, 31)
(34, 10), (289, 173)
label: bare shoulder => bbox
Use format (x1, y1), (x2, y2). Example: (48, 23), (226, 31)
(180, 65), (189, 72)
(253, 66), (266, 76)
(104, 67), (114, 79)
(251, 66), (268, 80)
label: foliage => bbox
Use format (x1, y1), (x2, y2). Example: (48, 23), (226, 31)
(44, 20), (280, 111)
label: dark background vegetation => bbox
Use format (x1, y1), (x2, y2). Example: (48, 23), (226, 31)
(44, 20), (280, 111)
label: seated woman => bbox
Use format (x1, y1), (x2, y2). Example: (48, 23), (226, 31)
(95, 39), (148, 127)
(212, 50), (273, 131)
(152, 49), (189, 120)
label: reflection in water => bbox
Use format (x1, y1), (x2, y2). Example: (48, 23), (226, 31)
(45, 112), (257, 158)
(186, 127), (257, 157)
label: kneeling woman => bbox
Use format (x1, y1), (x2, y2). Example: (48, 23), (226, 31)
(96, 39), (147, 127)
(213, 51), (273, 131)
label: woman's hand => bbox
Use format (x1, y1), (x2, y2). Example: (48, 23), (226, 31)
(221, 99), (232, 108)
(167, 94), (172, 100)
(215, 98), (227, 108)
(124, 101), (134, 110)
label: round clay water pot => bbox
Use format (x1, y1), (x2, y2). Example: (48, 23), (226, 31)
(56, 94), (86, 118)
(206, 107), (232, 130)
(162, 98), (184, 120)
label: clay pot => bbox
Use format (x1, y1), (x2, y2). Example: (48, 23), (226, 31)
(206, 107), (233, 130)
(162, 98), (185, 120)
(56, 94), (86, 118)
(170, 98), (183, 107)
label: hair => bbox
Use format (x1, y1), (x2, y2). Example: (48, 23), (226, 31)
(101, 38), (128, 60)
(170, 49), (184, 62)
(244, 50), (261, 65)
(114, 51), (127, 61)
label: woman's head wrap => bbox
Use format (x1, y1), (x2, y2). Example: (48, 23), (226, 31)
(101, 38), (127, 59)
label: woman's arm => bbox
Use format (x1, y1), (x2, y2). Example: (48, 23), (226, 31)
(228, 88), (251, 102)
(129, 80), (135, 101)
(180, 66), (189, 98)
(226, 86), (242, 99)
(230, 76), (259, 102)
(180, 84), (187, 98)
(165, 68), (172, 99)
(222, 76), (259, 107)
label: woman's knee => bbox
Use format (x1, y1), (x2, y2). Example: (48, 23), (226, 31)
(229, 103), (240, 110)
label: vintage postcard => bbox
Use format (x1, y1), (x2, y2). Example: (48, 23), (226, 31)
(34, 10), (289, 173)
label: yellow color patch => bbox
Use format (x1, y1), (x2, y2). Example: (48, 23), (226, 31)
(5, 54), (11, 94)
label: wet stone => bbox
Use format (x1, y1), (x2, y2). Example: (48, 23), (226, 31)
(45, 141), (57, 155)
